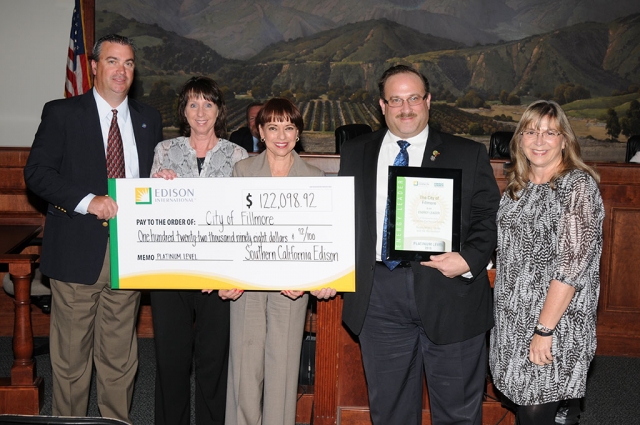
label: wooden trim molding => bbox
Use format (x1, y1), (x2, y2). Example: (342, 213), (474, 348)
(82, 0), (94, 53)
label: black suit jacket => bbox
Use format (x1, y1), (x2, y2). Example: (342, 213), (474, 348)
(24, 91), (163, 285)
(229, 126), (255, 152)
(339, 128), (500, 344)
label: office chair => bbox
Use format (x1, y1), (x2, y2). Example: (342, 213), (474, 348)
(488, 131), (514, 159)
(335, 124), (372, 154)
(625, 135), (640, 162)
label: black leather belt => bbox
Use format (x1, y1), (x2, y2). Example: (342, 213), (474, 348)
(376, 261), (412, 268)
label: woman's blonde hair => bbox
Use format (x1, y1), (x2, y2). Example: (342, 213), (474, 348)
(505, 100), (599, 199)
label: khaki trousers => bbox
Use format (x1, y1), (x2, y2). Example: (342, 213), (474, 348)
(50, 244), (140, 423)
(225, 291), (308, 425)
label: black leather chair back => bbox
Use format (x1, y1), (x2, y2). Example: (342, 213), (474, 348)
(335, 124), (372, 154)
(489, 131), (514, 159)
(625, 135), (640, 162)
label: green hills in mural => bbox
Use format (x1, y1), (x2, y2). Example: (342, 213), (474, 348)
(250, 18), (464, 63)
(97, 0), (640, 60)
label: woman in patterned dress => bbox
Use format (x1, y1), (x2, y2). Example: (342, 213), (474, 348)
(489, 100), (604, 424)
(150, 76), (248, 425)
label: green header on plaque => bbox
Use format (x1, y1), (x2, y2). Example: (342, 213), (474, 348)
(395, 176), (406, 250)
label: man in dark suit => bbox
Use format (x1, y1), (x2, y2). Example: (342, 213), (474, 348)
(339, 65), (500, 425)
(24, 34), (162, 423)
(230, 101), (263, 152)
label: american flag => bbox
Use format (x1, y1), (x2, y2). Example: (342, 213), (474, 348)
(64, 0), (91, 98)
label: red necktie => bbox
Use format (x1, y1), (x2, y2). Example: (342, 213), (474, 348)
(106, 109), (125, 178)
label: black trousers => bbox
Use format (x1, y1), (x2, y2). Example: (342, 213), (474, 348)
(151, 290), (230, 425)
(359, 264), (486, 425)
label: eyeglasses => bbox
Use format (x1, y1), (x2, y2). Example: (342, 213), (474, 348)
(382, 94), (427, 108)
(520, 130), (562, 140)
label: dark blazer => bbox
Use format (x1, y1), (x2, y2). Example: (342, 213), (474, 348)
(229, 126), (255, 152)
(24, 91), (162, 285)
(339, 128), (500, 344)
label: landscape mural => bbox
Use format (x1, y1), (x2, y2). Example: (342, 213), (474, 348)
(95, 0), (640, 156)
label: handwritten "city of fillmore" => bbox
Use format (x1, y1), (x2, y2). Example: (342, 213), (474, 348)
(110, 176), (355, 290)
(135, 210), (338, 262)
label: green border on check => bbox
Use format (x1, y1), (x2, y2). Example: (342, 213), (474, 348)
(107, 178), (120, 289)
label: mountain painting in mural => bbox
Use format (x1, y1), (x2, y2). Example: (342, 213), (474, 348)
(95, 8), (640, 98)
(94, 1), (640, 142)
(97, 0), (640, 59)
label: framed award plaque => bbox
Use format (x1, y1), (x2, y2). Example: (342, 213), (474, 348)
(386, 166), (462, 262)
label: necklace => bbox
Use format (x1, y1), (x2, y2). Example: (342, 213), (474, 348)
(197, 157), (205, 173)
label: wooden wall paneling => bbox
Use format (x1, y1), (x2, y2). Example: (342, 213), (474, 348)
(0, 148), (45, 226)
(295, 393), (313, 424)
(594, 164), (640, 356)
(0, 148), (31, 167)
(0, 194), (44, 216)
(313, 295), (342, 425)
(137, 298), (153, 338)
(0, 168), (27, 190)
(606, 208), (640, 310)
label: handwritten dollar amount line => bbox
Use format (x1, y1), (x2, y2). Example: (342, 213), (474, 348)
(245, 192), (317, 210)
(298, 227), (316, 241)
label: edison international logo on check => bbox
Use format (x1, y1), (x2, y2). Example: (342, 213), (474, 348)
(137, 187), (197, 204)
(135, 188), (152, 204)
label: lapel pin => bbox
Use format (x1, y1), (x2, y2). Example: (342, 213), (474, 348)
(430, 150), (440, 161)
(142, 123), (147, 128)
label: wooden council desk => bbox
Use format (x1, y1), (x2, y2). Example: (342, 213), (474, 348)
(0, 224), (44, 414)
(2, 150), (640, 423)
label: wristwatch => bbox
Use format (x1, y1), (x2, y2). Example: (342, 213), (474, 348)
(534, 323), (554, 337)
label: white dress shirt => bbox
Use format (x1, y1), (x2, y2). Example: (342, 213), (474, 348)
(375, 125), (429, 261)
(75, 88), (140, 214)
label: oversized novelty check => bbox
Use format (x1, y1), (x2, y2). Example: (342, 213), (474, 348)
(108, 177), (355, 291)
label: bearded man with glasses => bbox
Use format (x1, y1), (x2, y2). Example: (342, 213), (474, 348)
(339, 64), (500, 425)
